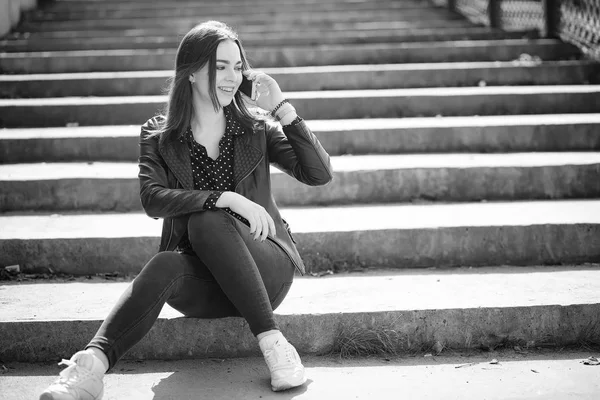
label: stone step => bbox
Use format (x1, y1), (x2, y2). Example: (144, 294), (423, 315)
(45, 0), (410, 10)
(36, 0), (426, 14)
(1, 266), (599, 362)
(1, 153), (600, 211)
(24, 5), (454, 22)
(6, 20), (479, 39)
(0, 28), (537, 52)
(0, 40), (580, 73)
(16, 9), (465, 32)
(1, 85), (598, 127)
(2, 115), (600, 163)
(4, 60), (595, 98)
(29, 1), (428, 21)
(1, 200), (599, 274)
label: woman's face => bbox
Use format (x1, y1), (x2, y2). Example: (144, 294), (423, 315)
(191, 39), (243, 108)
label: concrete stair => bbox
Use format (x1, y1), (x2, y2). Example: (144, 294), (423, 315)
(3, 61), (599, 98)
(2, 266), (600, 362)
(1, 0), (600, 364)
(2, 200), (599, 275)
(3, 85), (600, 127)
(0, 39), (582, 73)
(2, 153), (600, 211)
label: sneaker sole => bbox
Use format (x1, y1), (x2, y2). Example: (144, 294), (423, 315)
(271, 373), (307, 392)
(39, 387), (104, 400)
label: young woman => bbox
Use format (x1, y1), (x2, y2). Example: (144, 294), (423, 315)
(40, 20), (332, 400)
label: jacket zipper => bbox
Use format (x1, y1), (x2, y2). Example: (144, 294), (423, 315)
(164, 219), (174, 251)
(163, 180), (180, 251)
(232, 146), (304, 275)
(234, 146), (262, 192)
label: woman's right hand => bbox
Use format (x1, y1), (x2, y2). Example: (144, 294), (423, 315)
(216, 192), (276, 241)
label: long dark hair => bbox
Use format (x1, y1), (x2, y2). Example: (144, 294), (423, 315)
(149, 21), (260, 140)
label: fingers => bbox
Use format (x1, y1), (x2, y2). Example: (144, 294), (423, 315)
(248, 216), (258, 240)
(230, 193), (277, 242)
(244, 70), (273, 88)
(250, 210), (275, 242)
(259, 213), (270, 241)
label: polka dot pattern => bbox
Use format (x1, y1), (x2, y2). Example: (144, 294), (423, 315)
(177, 108), (248, 252)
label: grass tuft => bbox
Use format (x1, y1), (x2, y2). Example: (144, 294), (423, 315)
(330, 325), (404, 358)
(577, 320), (600, 351)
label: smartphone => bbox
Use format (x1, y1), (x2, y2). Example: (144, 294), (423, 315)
(239, 75), (258, 100)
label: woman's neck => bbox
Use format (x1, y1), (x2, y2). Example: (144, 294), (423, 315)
(190, 97), (225, 137)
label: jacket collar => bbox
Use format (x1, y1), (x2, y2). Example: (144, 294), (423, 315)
(157, 107), (263, 190)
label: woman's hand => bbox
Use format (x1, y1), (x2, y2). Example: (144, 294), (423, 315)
(241, 70), (285, 112)
(216, 192), (276, 241)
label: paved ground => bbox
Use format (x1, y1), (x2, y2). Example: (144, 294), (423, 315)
(1, 350), (599, 399)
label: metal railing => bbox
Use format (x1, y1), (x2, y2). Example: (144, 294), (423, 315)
(435, 0), (600, 60)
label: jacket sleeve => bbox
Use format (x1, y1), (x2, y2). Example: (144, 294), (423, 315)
(266, 119), (333, 186)
(138, 118), (214, 219)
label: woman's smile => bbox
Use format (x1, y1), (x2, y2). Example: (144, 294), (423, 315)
(218, 85), (235, 94)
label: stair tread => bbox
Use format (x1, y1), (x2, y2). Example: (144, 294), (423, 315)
(0, 60), (594, 82)
(1, 266), (599, 322)
(2, 114), (599, 139)
(2, 152), (600, 181)
(0, 38), (567, 56)
(1, 200), (599, 239)
(3, 85), (598, 107)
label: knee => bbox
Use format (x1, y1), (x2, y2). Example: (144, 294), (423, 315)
(140, 251), (184, 279)
(188, 210), (232, 241)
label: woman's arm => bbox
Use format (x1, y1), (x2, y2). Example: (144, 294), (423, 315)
(241, 70), (333, 186)
(266, 118), (333, 186)
(138, 118), (217, 219)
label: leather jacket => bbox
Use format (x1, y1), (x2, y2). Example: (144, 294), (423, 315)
(138, 115), (333, 275)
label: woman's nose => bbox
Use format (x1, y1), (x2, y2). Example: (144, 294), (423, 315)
(226, 68), (238, 82)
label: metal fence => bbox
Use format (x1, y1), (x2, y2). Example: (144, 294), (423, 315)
(434, 0), (600, 60)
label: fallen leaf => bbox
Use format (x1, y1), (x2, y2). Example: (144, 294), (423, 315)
(531, 369), (539, 373)
(490, 359), (499, 365)
(582, 357), (600, 366)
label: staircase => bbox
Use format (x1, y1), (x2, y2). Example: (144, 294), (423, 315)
(1, 0), (600, 364)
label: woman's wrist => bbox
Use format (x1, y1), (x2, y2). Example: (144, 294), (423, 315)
(278, 108), (298, 126)
(269, 98), (288, 116)
(215, 191), (235, 208)
(272, 102), (296, 124)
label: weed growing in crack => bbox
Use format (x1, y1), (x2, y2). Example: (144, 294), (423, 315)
(330, 326), (403, 358)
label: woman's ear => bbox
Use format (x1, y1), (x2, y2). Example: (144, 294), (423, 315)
(189, 75), (195, 83)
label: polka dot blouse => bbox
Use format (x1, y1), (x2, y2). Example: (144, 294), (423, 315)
(176, 108), (248, 252)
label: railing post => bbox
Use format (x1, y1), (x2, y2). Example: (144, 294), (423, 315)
(488, 0), (502, 28)
(448, 0), (456, 12)
(542, 0), (560, 38)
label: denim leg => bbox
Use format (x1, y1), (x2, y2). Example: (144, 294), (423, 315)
(86, 251), (237, 371)
(186, 210), (295, 336)
(86, 210), (295, 371)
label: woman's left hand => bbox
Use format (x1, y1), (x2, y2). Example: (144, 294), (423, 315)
(241, 70), (285, 112)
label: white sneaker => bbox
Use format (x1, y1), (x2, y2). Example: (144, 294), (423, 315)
(40, 351), (105, 400)
(260, 335), (307, 391)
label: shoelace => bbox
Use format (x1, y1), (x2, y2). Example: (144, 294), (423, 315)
(265, 342), (299, 370)
(55, 359), (94, 387)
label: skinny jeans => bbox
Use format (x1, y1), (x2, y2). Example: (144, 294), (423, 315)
(86, 209), (296, 371)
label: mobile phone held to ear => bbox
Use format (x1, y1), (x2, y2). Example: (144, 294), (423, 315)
(239, 75), (258, 100)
